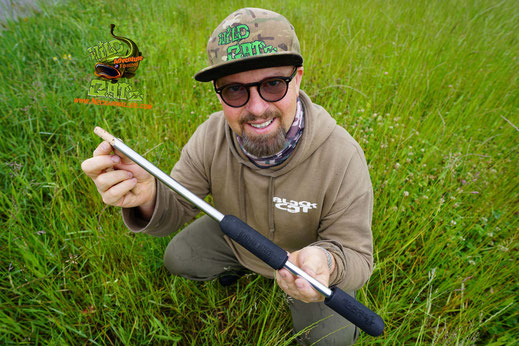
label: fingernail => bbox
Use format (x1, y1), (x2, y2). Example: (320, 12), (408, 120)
(111, 155), (120, 163)
(127, 171), (133, 178)
(102, 143), (110, 151)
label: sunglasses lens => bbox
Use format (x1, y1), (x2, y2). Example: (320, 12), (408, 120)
(218, 73), (292, 107)
(260, 78), (287, 101)
(222, 85), (248, 107)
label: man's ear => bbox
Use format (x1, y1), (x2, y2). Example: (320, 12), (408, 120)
(294, 66), (304, 96)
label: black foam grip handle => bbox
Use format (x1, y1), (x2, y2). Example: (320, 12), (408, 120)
(219, 215), (288, 270)
(325, 287), (385, 336)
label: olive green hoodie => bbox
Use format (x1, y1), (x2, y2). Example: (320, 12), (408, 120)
(122, 91), (373, 291)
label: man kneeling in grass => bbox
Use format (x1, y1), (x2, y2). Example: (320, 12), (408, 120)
(81, 8), (374, 345)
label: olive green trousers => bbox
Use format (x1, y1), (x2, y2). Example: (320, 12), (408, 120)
(163, 215), (358, 345)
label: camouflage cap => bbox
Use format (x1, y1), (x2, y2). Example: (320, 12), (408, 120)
(194, 8), (303, 82)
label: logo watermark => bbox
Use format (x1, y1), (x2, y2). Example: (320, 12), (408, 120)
(77, 24), (152, 109)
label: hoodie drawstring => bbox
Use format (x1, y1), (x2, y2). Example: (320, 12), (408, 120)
(268, 176), (275, 239)
(238, 164), (275, 240)
(238, 164), (246, 220)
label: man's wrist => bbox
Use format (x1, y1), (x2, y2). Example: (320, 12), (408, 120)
(138, 199), (155, 221)
(137, 179), (157, 221)
(314, 246), (334, 272)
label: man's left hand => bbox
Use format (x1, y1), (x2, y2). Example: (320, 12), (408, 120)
(276, 246), (335, 303)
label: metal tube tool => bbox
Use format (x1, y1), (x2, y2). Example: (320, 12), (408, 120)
(94, 126), (385, 337)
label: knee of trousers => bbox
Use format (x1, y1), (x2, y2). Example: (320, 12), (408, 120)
(163, 235), (198, 278)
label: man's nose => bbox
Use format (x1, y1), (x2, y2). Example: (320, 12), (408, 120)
(245, 86), (269, 115)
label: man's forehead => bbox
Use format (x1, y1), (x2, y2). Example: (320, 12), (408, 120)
(216, 66), (295, 85)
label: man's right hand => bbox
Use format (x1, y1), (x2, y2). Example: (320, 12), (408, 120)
(81, 141), (156, 218)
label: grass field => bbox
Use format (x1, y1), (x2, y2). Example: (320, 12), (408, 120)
(1, 0), (518, 344)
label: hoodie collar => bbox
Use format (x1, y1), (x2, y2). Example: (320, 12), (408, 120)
(236, 97), (305, 168)
(226, 90), (337, 177)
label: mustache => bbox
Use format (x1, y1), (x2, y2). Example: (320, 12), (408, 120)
(239, 109), (282, 125)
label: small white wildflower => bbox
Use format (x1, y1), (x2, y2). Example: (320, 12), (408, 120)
(404, 191), (409, 197)
(394, 162), (400, 169)
(498, 245), (509, 252)
(468, 260), (475, 265)
(384, 71), (389, 75)
(451, 220), (457, 226)
(423, 195), (429, 199)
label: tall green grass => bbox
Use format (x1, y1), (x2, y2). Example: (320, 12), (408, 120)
(1, 0), (517, 344)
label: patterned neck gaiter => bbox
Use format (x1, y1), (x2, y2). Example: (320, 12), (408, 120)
(237, 98), (305, 168)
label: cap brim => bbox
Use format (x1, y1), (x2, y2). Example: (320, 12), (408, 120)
(194, 53), (303, 82)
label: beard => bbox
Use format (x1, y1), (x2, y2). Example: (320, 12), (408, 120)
(240, 109), (287, 157)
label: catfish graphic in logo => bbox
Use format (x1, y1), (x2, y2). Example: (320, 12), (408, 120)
(94, 24), (143, 81)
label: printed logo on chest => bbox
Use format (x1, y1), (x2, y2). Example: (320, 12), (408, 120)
(273, 197), (317, 214)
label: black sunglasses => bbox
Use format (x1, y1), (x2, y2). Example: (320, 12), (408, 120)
(214, 67), (298, 108)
